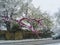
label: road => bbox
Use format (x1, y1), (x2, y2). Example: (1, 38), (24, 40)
(0, 39), (60, 45)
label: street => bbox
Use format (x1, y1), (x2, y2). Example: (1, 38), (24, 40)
(0, 39), (60, 45)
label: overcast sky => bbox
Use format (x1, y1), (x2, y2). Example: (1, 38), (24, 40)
(32, 0), (60, 15)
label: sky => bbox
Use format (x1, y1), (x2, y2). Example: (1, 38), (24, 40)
(32, 0), (60, 15)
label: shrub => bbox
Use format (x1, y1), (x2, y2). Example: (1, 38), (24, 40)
(11, 23), (20, 31)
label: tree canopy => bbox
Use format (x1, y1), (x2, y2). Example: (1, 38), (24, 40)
(0, 0), (53, 31)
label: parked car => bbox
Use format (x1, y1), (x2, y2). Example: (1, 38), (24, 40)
(52, 33), (60, 39)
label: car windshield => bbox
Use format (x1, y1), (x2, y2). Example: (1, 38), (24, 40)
(0, 0), (60, 45)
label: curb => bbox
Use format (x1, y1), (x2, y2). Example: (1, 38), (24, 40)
(0, 38), (52, 44)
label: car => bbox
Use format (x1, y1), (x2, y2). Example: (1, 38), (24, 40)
(52, 33), (60, 40)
